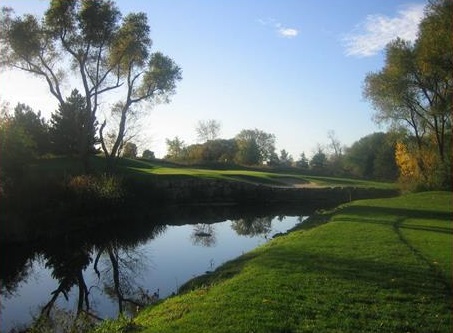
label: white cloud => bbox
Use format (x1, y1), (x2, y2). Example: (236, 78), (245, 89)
(343, 3), (425, 57)
(278, 27), (299, 38)
(258, 18), (299, 39)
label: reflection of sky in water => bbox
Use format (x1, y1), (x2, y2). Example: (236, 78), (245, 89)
(1, 216), (303, 332)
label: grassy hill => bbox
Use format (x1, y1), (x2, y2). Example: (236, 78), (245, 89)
(95, 191), (452, 333)
(28, 155), (395, 189)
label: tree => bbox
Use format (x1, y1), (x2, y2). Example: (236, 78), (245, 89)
(122, 142), (137, 159)
(324, 130), (347, 176)
(204, 139), (235, 163)
(0, 1), (182, 167)
(363, 0), (451, 186)
(296, 152), (309, 169)
(279, 149), (293, 166)
(50, 89), (95, 156)
(234, 138), (260, 165)
(195, 119), (221, 143)
(344, 132), (398, 181)
(12, 103), (50, 155)
(327, 130), (342, 158)
(310, 147), (327, 172)
(0, 112), (36, 180)
(165, 136), (185, 160)
(142, 149), (155, 160)
(235, 129), (276, 165)
(184, 143), (204, 162)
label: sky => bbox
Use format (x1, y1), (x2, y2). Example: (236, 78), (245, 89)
(0, 0), (427, 159)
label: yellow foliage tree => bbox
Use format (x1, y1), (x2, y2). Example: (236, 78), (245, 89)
(395, 142), (419, 180)
(395, 141), (446, 190)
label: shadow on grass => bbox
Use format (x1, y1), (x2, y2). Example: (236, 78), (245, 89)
(253, 248), (451, 299)
(334, 215), (452, 235)
(338, 205), (452, 225)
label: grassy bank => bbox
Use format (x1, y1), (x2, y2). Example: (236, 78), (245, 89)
(96, 191), (452, 333)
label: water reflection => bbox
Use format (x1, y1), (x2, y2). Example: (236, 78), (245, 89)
(191, 224), (217, 247)
(0, 202), (334, 332)
(94, 241), (157, 315)
(231, 216), (273, 237)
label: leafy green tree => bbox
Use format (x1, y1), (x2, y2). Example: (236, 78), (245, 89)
(235, 129), (276, 165)
(0, 113), (36, 180)
(184, 143), (204, 162)
(267, 152), (280, 167)
(363, 0), (451, 186)
(142, 149), (155, 160)
(184, 139), (239, 164)
(201, 139), (236, 163)
(372, 138), (399, 181)
(122, 142), (137, 159)
(235, 138), (260, 165)
(344, 132), (398, 180)
(12, 103), (50, 155)
(49, 89), (95, 156)
(279, 149), (293, 166)
(0, 1), (182, 167)
(165, 136), (185, 160)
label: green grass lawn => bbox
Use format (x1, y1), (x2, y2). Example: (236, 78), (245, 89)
(95, 191), (452, 333)
(27, 155), (397, 189)
(113, 157), (396, 189)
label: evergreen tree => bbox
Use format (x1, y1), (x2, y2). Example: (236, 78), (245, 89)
(49, 89), (96, 156)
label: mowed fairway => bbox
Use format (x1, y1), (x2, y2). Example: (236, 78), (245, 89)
(97, 191), (453, 333)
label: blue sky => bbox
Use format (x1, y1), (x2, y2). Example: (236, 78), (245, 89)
(0, 0), (426, 158)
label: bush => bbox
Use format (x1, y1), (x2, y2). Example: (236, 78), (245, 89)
(67, 174), (124, 202)
(0, 117), (36, 180)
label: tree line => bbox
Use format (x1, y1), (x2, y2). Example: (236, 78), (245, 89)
(162, 124), (399, 182)
(0, 99), (399, 185)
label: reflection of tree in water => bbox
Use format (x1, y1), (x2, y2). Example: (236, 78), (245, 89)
(191, 224), (216, 247)
(297, 215), (308, 224)
(231, 216), (273, 237)
(93, 241), (154, 315)
(41, 242), (93, 317)
(21, 222), (166, 331)
(0, 244), (33, 319)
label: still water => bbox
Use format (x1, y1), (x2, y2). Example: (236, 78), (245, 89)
(0, 203), (320, 332)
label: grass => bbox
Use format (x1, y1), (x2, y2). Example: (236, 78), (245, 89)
(25, 155), (397, 189)
(95, 191), (452, 333)
(113, 157), (396, 189)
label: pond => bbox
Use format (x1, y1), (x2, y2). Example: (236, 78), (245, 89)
(0, 203), (327, 332)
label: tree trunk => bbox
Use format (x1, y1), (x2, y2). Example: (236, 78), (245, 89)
(107, 246), (123, 314)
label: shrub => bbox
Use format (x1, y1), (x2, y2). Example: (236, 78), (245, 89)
(66, 174), (125, 208)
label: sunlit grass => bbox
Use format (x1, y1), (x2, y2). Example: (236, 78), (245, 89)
(27, 156), (397, 189)
(130, 165), (299, 185)
(121, 159), (396, 189)
(95, 191), (452, 333)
